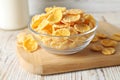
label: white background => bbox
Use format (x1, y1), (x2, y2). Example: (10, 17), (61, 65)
(28, 0), (120, 15)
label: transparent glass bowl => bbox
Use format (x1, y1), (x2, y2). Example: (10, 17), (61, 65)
(28, 22), (98, 55)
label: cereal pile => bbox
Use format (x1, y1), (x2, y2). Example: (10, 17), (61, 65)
(17, 32), (38, 52)
(31, 6), (96, 35)
(30, 6), (96, 50)
(90, 32), (120, 55)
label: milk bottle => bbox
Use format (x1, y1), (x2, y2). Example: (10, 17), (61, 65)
(0, 0), (29, 30)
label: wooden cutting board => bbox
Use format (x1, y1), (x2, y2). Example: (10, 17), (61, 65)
(17, 21), (120, 75)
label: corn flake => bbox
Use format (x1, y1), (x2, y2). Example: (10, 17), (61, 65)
(53, 23), (69, 29)
(83, 14), (96, 26)
(102, 48), (115, 55)
(110, 35), (120, 41)
(31, 14), (47, 30)
(59, 40), (70, 50)
(37, 19), (49, 31)
(69, 27), (78, 35)
(52, 28), (70, 36)
(47, 9), (62, 24)
(50, 40), (68, 50)
(91, 36), (99, 42)
(17, 33), (38, 52)
(96, 33), (107, 39)
(23, 38), (38, 52)
(42, 24), (53, 34)
(100, 39), (118, 47)
(114, 33), (120, 37)
(74, 24), (90, 33)
(90, 44), (103, 51)
(88, 22), (94, 29)
(62, 14), (80, 23)
(69, 41), (78, 49)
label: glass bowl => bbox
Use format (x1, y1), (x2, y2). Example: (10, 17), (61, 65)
(28, 22), (98, 55)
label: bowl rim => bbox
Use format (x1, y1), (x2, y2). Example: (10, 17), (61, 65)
(28, 20), (98, 37)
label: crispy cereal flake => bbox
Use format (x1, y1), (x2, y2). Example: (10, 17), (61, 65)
(110, 35), (120, 41)
(74, 24), (90, 33)
(90, 44), (103, 51)
(96, 33), (107, 39)
(100, 39), (118, 47)
(62, 14), (80, 23)
(23, 38), (38, 52)
(47, 9), (62, 23)
(102, 48), (115, 55)
(52, 28), (70, 36)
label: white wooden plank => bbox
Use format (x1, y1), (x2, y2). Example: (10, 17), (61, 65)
(0, 55), (16, 80)
(96, 69), (105, 80)
(102, 67), (120, 80)
(75, 72), (82, 80)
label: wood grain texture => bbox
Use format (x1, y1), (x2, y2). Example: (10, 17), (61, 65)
(17, 21), (120, 75)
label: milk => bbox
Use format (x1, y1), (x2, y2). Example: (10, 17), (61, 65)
(0, 0), (29, 30)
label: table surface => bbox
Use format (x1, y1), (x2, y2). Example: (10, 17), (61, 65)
(0, 0), (120, 80)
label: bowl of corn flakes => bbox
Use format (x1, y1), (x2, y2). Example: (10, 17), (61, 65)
(28, 6), (97, 55)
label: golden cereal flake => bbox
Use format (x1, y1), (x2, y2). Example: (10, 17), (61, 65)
(52, 28), (70, 36)
(42, 24), (53, 34)
(31, 14), (47, 30)
(47, 9), (62, 24)
(100, 39), (118, 47)
(53, 23), (69, 28)
(62, 14), (80, 23)
(37, 19), (49, 31)
(84, 14), (95, 21)
(58, 40), (70, 50)
(69, 41), (78, 49)
(32, 15), (41, 23)
(91, 36), (99, 42)
(68, 36), (78, 42)
(17, 33), (34, 46)
(17, 32), (26, 44)
(50, 40), (68, 50)
(89, 19), (96, 28)
(96, 33), (107, 39)
(110, 35), (120, 41)
(114, 33), (120, 37)
(69, 27), (78, 35)
(23, 38), (38, 52)
(102, 48), (115, 55)
(74, 24), (90, 33)
(17, 33), (38, 52)
(42, 37), (52, 47)
(83, 14), (96, 26)
(90, 44), (103, 51)
(88, 22), (94, 29)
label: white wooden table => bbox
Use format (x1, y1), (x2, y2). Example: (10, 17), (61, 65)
(0, 0), (120, 80)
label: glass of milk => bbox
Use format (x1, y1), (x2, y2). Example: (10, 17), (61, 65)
(0, 0), (29, 30)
